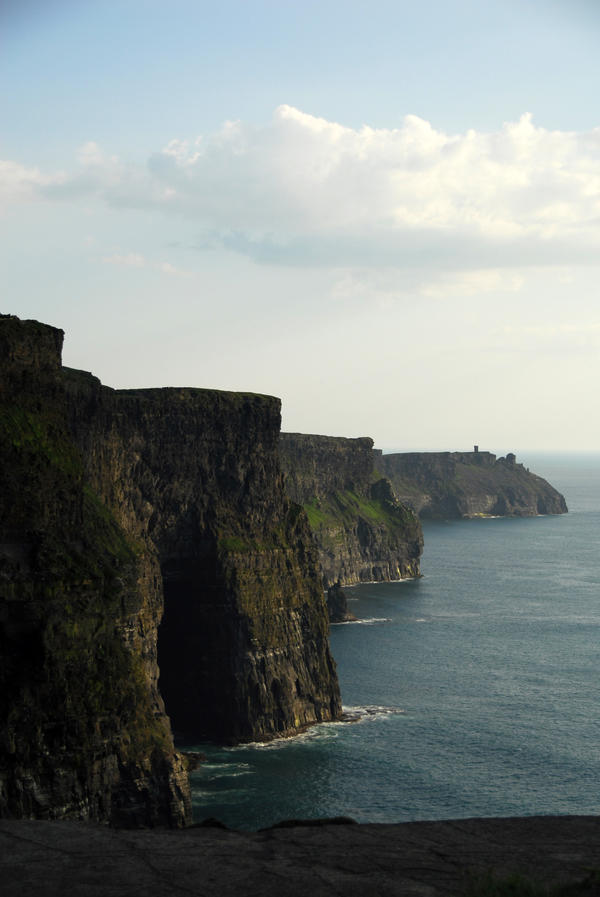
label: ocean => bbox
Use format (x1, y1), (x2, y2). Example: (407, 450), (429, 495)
(184, 453), (600, 830)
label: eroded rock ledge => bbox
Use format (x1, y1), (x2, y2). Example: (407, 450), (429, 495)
(0, 315), (341, 826)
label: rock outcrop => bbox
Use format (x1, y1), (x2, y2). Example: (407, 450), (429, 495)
(0, 316), (190, 826)
(65, 373), (341, 745)
(326, 582), (357, 624)
(379, 449), (568, 519)
(4, 815), (600, 897)
(0, 315), (341, 825)
(279, 434), (423, 588)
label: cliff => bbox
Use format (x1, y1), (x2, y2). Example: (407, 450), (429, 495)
(0, 315), (341, 825)
(279, 434), (423, 588)
(0, 316), (190, 826)
(379, 450), (568, 518)
(64, 373), (341, 744)
(326, 582), (357, 623)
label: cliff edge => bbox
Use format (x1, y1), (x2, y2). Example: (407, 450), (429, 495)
(0, 315), (341, 825)
(65, 372), (341, 744)
(379, 449), (568, 518)
(0, 315), (190, 826)
(280, 433), (423, 588)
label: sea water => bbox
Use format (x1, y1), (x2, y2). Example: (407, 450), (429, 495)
(185, 453), (600, 829)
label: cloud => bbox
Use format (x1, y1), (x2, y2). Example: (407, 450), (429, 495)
(497, 320), (600, 356)
(5, 106), (600, 270)
(101, 251), (190, 276)
(102, 252), (145, 268)
(0, 159), (65, 206)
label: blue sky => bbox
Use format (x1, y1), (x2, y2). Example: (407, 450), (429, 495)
(2, 0), (600, 450)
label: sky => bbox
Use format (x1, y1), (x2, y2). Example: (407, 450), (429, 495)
(2, 0), (600, 451)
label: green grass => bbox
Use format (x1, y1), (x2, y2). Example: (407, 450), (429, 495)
(304, 489), (416, 534)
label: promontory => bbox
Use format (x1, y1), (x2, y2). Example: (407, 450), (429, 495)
(379, 448), (567, 518)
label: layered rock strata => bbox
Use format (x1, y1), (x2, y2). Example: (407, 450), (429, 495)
(0, 315), (341, 825)
(379, 450), (568, 518)
(65, 373), (341, 744)
(326, 583), (357, 624)
(279, 434), (423, 588)
(0, 316), (190, 826)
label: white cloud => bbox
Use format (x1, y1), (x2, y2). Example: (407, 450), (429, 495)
(498, 320), (600, 355)
(0, 159), (64, 206)
(4, 107), (600, 271)
(101, 251), (190, 276)
(102, 252), (146, 268)
(420, 269), (525, 298)
(159, 261), (190, 276)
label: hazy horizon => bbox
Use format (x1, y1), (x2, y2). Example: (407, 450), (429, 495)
(3, 0), (600, 451)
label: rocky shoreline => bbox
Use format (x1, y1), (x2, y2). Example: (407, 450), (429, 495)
(2, 815), (600, 896)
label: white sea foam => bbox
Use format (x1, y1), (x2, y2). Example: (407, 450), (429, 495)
(205, 769), (254, 780)
(340, 704), (405, 724)
(331, 616), (392, 626)
(228, 726), (340, 751)
(346, 576), (418, 586)
(221, 703), (404, 751)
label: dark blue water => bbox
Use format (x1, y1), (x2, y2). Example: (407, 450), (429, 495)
(186, 453), (600, 829)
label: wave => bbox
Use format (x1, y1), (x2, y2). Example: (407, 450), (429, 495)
(332, 617), (392, 626)
(346, 576), (418, 586)
(202, 769), (255, 781)
(222, 705), (404, 751)
(340, 705), (405, 724)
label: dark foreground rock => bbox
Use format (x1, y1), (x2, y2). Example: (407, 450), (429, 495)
(1, 816), (600, 896)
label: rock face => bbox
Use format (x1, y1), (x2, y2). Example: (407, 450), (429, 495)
(279, 434), (423, 588)
(0, 316), (341, 825)
(4, 815), (600, 897)
(65, 373), (341, 745)
(379, 450), (568, 518)
(0, 316), (190, 826)
(326, 583), (357, 624)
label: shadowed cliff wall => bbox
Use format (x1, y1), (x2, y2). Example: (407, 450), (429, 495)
(65, 374), (341, 744)
(379, 451), (568, 518)
(0, 314), (341, 826)
(280, 433), (423, 588)
(0, 316), (190, 826)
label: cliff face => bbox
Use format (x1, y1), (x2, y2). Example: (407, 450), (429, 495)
(65, 374), (341, 744)
(0, 315), (341, 825)
(0, 316), (190, 826)
(279, 434), (423, 588)
(379, 451), (568, 519)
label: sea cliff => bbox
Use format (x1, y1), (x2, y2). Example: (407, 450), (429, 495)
(379, 450), (568, 518)
(279, 433), (423, 588)
(0, 315), (341, 825)
(65, 372), (341, 744)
